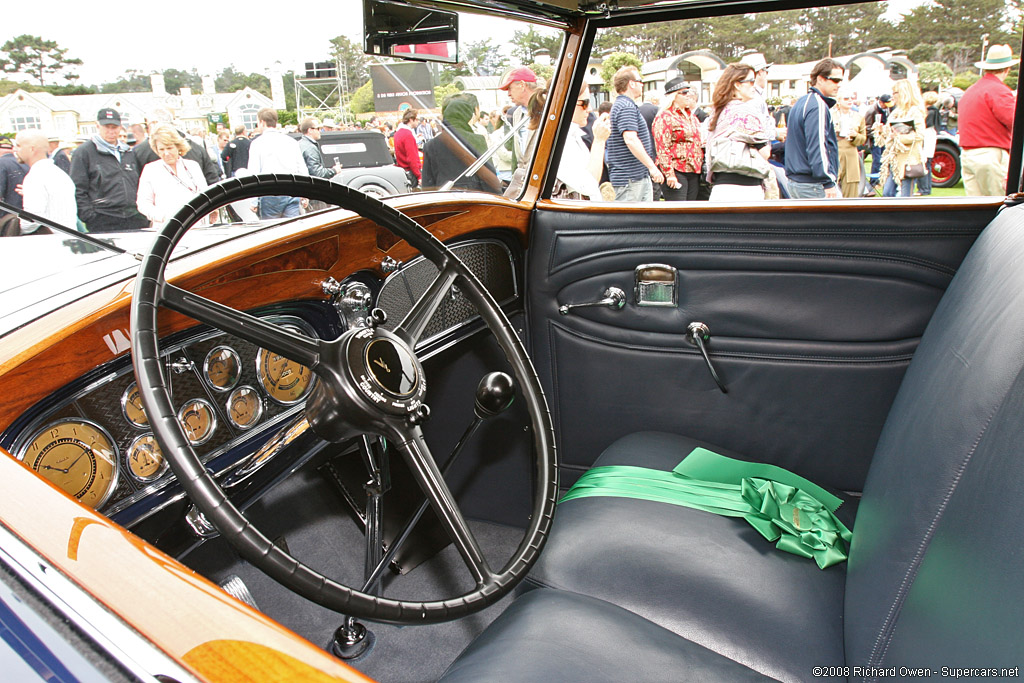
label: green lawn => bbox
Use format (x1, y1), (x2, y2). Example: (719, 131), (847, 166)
(862, 160), (965, 197)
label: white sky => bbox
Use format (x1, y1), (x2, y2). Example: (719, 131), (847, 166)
(3, 0), (925, 86)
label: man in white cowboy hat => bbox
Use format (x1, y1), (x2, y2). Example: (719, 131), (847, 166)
(957, 44), (1018, 196)
(740, 51), (786, 143)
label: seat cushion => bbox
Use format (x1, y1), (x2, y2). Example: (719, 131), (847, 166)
(526, 431), (854, 681)
(440, 588), (772, 682)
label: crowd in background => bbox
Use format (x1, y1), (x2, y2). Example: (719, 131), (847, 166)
(0, 43), (1015, 235)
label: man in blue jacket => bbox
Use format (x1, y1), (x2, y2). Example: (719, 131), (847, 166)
(785, 59), (844, 199)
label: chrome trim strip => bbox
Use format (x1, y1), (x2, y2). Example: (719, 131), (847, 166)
(0, 522), (200, 682)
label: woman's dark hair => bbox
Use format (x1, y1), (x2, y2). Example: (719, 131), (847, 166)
(709, 63), (754, 131)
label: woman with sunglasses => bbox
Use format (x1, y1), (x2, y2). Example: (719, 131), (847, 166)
(705, 63), (772, 202)
(831, 85), (868, 198)
(551, 84), (610, 200)
(653, 76), (703, 201)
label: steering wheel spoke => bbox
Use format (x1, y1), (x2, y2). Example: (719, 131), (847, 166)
(161, 282), (321, 368)
(393, 261), (459, 347)
(393, 425), (493, 585)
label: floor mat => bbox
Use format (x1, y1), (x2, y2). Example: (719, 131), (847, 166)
(181, 465), (525, 682)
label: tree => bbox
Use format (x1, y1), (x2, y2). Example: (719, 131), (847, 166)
(329, 35), (370, 90)
(463, 39), (510, 76)
(510, 26), (562, 66)
(0, 35), (82, 86)
(599, 52), (642, 92)
(99, 70), (151, 94)
(917, 61), (955, 90)
(216, 66), (271, 96)
(350, 79), (375, 114)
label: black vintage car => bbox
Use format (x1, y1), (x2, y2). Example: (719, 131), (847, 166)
(292, 129), (412, 197)
(0, 0), (1021, 681)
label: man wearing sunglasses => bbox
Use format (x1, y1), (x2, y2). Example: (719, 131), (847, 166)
(785, 58), (845, 199)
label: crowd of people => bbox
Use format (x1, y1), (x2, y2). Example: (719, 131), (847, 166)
(0, 43), (1015, 236)
(413, 44), (1015, 204)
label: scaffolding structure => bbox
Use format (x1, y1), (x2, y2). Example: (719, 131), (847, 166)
(294, 59), (354, 124)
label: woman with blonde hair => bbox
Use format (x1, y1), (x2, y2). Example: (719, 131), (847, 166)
(705, 63), (771, 201)
(878, 79), (926, 197)
(136, 125), (211, 228)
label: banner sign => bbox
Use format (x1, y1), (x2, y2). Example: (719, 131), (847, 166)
(370, 63), (435, 112)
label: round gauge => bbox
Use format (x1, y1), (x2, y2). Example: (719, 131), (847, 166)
(256, 342), (313, 405)
(19, 419), (118, 509)
(177, 398), (217, 446)
(226, 386), (263, 430)
(204, 346), (241, 392)
(121, 383), (148, 428)
(127, 434), (167, 482)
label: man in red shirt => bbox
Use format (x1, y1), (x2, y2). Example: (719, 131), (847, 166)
(958, 44), (1018, 196)
(394, 109), (422, 188)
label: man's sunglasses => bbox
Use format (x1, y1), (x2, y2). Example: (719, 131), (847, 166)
(577, 99), (590, 108)
(826, 76), (844, 84)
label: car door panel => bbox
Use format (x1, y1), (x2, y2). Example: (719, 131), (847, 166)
(526, 203), (999, 492)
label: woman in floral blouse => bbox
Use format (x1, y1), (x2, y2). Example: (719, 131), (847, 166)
(653, 76), (704, 201)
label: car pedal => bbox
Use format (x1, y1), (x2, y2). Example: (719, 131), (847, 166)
(220, 575), (260, 611)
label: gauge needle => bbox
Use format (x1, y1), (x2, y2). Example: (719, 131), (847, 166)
(44, 449), (87, 475)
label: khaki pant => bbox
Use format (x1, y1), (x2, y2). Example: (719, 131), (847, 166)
(962, 147), (1009, 197)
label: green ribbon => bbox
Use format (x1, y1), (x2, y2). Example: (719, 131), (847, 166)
(560, 449), (852, 569)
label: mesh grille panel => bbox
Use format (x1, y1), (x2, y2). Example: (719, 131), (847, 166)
(378, 240), (516, 342)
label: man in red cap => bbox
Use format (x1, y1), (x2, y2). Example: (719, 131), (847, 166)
(499, 66), (539, 171)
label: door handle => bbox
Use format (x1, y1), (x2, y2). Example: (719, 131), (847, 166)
(558, 287), (626, 316)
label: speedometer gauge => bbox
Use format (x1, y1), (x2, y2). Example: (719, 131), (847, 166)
(19, 419), (118, 509)
(256, 333), (313, 405)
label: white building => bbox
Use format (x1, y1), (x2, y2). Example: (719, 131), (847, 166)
(640, 48), (916, 106)
(0, 73), (277, 141)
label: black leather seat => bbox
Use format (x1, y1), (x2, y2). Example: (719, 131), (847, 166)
(441, 205), (1024, 682)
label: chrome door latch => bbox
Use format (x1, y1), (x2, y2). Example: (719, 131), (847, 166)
(558, 287), (626, 316)
(635, 264), (677, 306)
(686, 322), (728, 394)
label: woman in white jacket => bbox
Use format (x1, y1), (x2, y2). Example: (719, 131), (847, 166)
(137, 125), (211, 228)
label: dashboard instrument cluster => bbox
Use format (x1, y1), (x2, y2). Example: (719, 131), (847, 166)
(10, 315), (318, 516)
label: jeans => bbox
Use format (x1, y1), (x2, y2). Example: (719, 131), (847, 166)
(788, 181), (826, 199)
(883, 175), (915, 197)
(613, 177), (653, 202)
(915, 159), (932, 195)
(259, 196), (302, 219)
(870, 145), (884, 179)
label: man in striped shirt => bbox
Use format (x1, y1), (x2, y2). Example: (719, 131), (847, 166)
(784, 58), (844, 199)
(606, 65), (664, 202)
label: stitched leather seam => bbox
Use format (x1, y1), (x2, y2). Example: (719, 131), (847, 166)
(551, 322), (915, 364)
(864, 401), (1002, 676)
(548, 244), (957, 277)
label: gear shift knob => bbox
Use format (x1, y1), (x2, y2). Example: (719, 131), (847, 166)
(474, 371), (515, 419)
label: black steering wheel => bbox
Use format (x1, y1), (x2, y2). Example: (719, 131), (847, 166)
(130, 174), (557, 624)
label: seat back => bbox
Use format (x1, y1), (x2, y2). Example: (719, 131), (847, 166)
(845, 204), (1024, 672)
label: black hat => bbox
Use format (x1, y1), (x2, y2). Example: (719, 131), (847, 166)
(664, 76), (691, 95)
(878, 94), (892, 104)
(96, 108), (121, 126)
